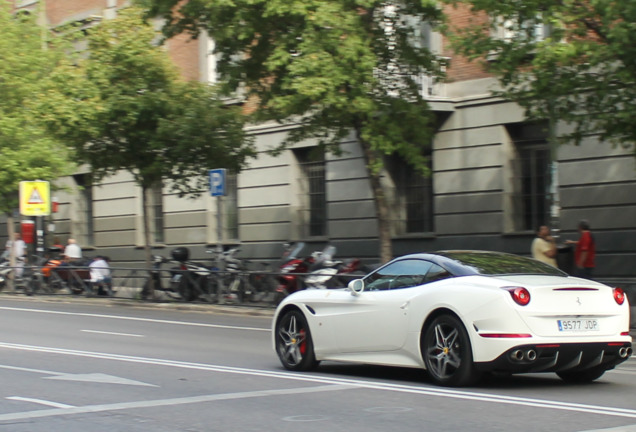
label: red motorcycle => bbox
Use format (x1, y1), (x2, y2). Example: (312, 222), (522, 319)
(276, 244), (372, 295)
(275, 242), (310, 301)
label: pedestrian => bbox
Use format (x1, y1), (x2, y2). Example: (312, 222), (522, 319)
(566, 219), (595, 279)
(89, 256), (112, 296)
(531, 225), (557, 267)
(8, 233), (27, 278)
(63, 238), (82, 263)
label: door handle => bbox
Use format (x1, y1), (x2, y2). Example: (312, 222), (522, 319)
(400, 301), (410, 309)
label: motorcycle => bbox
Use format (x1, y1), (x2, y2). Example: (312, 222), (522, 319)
(169, 247), (216, 302)
(0, 258), (12, 289)
(303, 245), (340, 289)
(332, 257), (375, 286)
(276, 242), (311, 300)
(276, 244), (371, 299)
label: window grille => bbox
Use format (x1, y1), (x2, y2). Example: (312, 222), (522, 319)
(516, 144), (549, 231)
(386, 154), (433, 234)
(507, 122), (550, 232)
(150, 183), (164, 244)
(295, 148), (327, 237)
(224, 172), (239, 240)
(72, 174), (94, 246)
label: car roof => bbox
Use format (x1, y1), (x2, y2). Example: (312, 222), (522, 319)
(386, 250), (566, 277)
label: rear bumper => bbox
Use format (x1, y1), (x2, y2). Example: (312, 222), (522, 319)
(475, 342), (633, 373)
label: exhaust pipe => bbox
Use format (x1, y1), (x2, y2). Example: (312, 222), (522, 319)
(619, 347), (630, 358)
(511, 350), (524, 361)
(525, 349), (537, 361)
(627, 347), (633, 357)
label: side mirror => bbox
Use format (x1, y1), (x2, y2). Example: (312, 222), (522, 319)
(348, 279), (365, 296)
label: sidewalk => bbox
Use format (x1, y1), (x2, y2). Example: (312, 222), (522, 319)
(0, 291), (276, 318)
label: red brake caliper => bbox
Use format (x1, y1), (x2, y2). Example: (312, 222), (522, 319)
(299, 329), (307, 355)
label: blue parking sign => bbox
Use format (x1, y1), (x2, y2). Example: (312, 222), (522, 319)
(209, 169), (226, 196)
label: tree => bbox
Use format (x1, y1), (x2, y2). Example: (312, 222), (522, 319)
(0, 3), (75, 283)
(442, 0), (636, 150)
(140, 0), (446, 263)
(45, 7), (255, 297)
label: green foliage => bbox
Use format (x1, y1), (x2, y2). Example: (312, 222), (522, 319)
(139, 0), (442, 166)
(0, 3), (75, 215)
(443, 0), (636, 150)
(139, 0), (446, 260)
(47, 7), (254, 196)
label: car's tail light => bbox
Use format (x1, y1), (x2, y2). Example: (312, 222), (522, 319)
(613, 287), (625, 305)
(504, 287), (531, 306)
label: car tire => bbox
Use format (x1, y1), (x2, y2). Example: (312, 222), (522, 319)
(275, 309), (319, 371)
(557, 366), (607, 384)
(422, 314), (480, 387)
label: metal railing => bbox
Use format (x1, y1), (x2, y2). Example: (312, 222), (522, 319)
(0, 262), (364, 307)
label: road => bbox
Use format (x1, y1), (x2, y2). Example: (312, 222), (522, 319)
(0, 296), (634, 432)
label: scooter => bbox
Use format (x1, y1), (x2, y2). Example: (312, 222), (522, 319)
(303, 245), (340, 289)
(169, 247), (215, 302)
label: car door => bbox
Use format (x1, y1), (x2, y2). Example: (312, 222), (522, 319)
(329, 259), (434, 353)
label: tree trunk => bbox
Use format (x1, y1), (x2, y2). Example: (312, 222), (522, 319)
(141, 186), (155, 298)
(5, 215), (16, 291)
(355, 131), (393, 264)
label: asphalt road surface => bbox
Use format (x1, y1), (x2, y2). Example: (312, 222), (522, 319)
(0, 296), (634, 432)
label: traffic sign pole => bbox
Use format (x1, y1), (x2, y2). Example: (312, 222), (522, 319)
(209, 169), (227, 302)
(19, 180), (51, 259)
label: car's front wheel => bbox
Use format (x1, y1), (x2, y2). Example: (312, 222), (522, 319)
(275, 309), (319, 371)
(422, 314), (480, 387)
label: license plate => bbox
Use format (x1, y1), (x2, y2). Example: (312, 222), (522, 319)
(557, 319), (599, 332)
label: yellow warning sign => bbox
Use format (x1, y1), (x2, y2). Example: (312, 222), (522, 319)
(19, 181), (51, 216)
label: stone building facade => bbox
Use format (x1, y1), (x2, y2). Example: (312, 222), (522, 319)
(3, 0), (636, 282)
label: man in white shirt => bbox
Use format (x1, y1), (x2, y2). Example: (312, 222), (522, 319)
(89, 256), (112, 296)
(8, 233), (27, 278)
(64, 239), (82, 262)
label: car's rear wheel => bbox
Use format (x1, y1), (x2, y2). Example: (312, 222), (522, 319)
(275, 309), (319, 371)
(557, 366), (607, 384)
(422, 314), (480, 387)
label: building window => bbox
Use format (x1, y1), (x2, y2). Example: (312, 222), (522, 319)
(72, 174), (94, 246)
(295, 147), (327, 237)
(224, 172), (239, 241)
(507, 122), (550, 231)
(386, 153), (434, 234)
(493, 14), (551, 43)
(150, 183), (164, 244)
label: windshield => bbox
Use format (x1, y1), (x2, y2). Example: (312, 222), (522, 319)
(437, 251), (567, 276)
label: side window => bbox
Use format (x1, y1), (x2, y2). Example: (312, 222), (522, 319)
(424, 264), (451, 283)
(365, 259), (433, 291)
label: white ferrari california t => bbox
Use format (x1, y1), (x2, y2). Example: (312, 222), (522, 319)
(272, 250), (632, 387)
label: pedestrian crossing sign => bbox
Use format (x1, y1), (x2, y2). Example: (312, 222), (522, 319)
(19, 181), (51, 216)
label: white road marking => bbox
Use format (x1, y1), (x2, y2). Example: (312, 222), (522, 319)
(45, 373), (157, 387)
(0, 384), (350, 422)
(6, 396), (75, 409)
(0, 364), (156, 386)
(0, 306), (269, 332)
(1, 342), (636, 421)
(81, 329), (144, 337)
